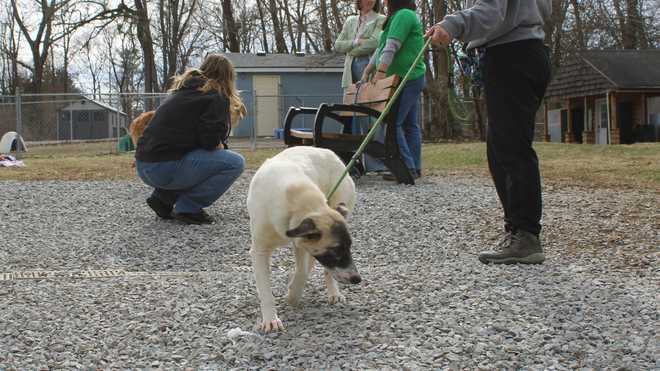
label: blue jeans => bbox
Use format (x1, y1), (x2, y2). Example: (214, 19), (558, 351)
(136, 149), (245, 214)
(394, 76), (425, 172)
(351, 57), (387, 172)
(351, 56), (370, 83)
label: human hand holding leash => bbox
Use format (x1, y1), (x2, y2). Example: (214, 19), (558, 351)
(361, 63), (375, 83)
(371, 62), (388, 83)
(372, 68), (387, 83)
(425, 24), (452, 46)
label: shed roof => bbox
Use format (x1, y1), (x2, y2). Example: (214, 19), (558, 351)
(545, 49), (660, 100)
(60, 97), (127, 115)
(224, 53), (344, 73)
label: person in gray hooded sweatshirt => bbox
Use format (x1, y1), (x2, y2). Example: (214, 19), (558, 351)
(426, 1), (552, 265)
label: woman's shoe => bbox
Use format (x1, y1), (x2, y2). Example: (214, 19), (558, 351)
(146, 196), (174, 219)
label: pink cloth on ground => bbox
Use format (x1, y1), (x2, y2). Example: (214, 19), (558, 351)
(0, 154), (25, 167)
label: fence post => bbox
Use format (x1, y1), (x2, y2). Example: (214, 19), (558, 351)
(250, 90), (257, 151)
(15, 87), (23, 157)
(69, 106), (73, 141)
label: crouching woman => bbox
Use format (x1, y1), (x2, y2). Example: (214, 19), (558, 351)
(135, 53), (246, 225)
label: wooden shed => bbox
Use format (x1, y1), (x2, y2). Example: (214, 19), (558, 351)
(544, 50), (660, 144)
(58, 98), (128, 141)
(224, 53), (344, 137)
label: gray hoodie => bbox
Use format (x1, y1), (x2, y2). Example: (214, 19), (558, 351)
(438, 0), (552, 49)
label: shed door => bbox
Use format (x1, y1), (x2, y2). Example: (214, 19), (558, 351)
(253, 75), (280, 136)
(548, 109), (562, 142)
(595, 99), (609, 144)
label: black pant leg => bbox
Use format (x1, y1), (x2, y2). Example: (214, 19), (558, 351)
(486, 131), (512, 231)
(483, 40), (551, 235)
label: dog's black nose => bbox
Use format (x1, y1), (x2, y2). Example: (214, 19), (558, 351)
(349, 274), (362, 284)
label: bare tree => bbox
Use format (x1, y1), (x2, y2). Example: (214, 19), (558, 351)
(220, 0), (240, 52)
(294, 0), (309, 51)
(318, 0), (333, 52)
(569, 0), (586, 49)
(423, 0), (449, 140)
(235, 2), (260, 53)
(80, 37), (104, 99)
(278, 0), (299, 52)
(268, 0), (288, 52)
(130, 0), (159, 99)
(613, 0), (648, 48)
(54, 2), (78, 93)
(157, 0), (199, 88)
(105, 24), (143, 116)
(0, 3), (20, 94)
(330, 0), (342, 34)
(544, 0), (570, 69)
(255, 0), (270, 52)
(10, 0), (125, 93)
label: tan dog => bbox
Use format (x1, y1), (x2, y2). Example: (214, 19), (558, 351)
(128, 111), (155, 148)
(247, 146), (361, 333)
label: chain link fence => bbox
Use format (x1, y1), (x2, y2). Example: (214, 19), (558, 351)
(0, 90), (482, 156)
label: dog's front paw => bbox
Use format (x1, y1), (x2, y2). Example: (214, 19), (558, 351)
(327, 293), (346, 304)
(287, 291), (302, 307)
(259, 317), (285, 333)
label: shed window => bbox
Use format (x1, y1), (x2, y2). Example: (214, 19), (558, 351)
(77, 111), (90, 121)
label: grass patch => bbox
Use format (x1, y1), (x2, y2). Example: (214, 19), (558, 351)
(423, 142), (660, 190)
(2, 141), (658, 190)
(0, 145), (283, 182)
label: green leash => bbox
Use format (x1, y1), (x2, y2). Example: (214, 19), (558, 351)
(326, 37), (432, 202)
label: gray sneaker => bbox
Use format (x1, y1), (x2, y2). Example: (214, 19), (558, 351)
(479, 229), (545, 264)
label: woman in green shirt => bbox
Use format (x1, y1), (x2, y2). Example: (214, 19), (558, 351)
(363, 0), (426, 180)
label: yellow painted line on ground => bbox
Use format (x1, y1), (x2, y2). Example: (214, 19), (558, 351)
(0, 267), (254, 281)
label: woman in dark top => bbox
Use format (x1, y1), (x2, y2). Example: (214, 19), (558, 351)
(135, 54), (246, 225)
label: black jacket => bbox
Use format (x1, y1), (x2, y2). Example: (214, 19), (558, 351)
(135, 77), (231, 162)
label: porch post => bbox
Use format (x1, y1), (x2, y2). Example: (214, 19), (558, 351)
(565, 99), (574, 143)
(643, 93), (648, 126)
(583, 96), (592, 144)
(610, 92), (620, 144)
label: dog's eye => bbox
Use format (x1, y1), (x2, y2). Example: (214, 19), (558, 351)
(304, 232), (321, 241)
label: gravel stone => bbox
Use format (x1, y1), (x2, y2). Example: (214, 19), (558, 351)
(0, 172), (658, 369)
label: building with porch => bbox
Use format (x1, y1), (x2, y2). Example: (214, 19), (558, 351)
(544, 50), (660, 144)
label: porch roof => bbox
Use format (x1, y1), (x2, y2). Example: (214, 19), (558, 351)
(545, 49), (660, 100)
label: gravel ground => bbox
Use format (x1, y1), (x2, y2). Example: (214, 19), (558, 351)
(0, 172), (658, 370)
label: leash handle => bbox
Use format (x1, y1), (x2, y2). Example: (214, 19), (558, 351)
(326, 38), (432, 202)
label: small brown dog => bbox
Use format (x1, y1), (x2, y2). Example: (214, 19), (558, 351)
(128, 111), (156, 148)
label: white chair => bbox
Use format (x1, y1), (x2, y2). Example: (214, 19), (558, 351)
(0, 131), (27, 153)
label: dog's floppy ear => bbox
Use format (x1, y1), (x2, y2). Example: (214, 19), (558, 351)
(286, 218), (320, 238)
(335, 203), (350, 218)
